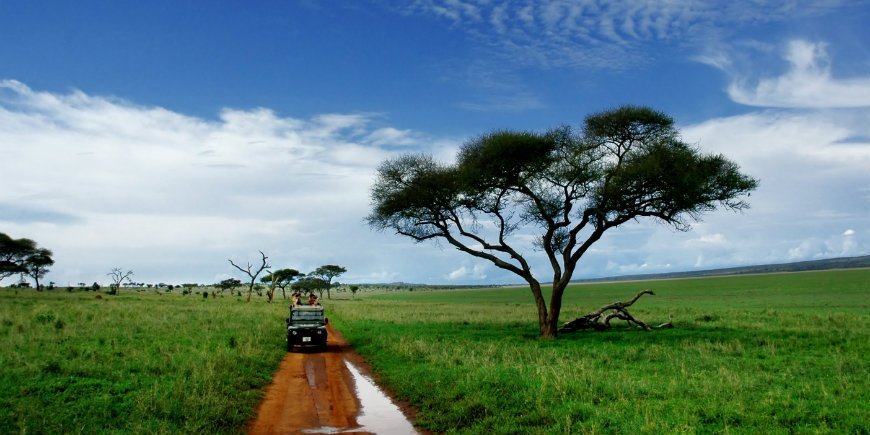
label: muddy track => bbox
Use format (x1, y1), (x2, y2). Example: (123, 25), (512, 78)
(247, 324), (418, 434)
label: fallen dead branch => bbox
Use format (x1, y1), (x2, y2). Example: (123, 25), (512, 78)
(559, 289), (673, 333)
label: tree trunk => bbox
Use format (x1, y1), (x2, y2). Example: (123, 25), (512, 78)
(545, 280), (570, 339)
(528, 280), (555, 339)
(266, 275), (277, 303)
(540, 320), (557, 339)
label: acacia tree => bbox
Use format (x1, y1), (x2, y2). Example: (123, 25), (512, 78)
(216, 278), (242, 294)
(0, 233), (28, 280)
(261, 268), (302, 301)
(292, 277), (329, 300)
(368, 106), (758, 338)
(309, 265), (347, 299)
(1, 233), (35, 281)
(22, 248), (54, 290)
(1, 233), (54, 289)
(229, 251), (271, 302)
(107, 268), (133, 294)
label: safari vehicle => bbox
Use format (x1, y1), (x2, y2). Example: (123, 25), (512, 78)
(286, 305), (328, 352)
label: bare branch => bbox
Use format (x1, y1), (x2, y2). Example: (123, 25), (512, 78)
(559, 290), (673, 333)
(229, 251), (271, 302)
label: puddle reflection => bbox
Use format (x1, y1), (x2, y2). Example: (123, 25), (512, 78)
(344, 359), (418, 435)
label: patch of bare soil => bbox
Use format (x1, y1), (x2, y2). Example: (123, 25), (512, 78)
(247, 324), (419, 434)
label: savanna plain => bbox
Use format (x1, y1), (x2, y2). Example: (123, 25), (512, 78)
(1, 268), (868, 434)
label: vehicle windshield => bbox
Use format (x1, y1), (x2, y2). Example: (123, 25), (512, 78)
(290, 310), (324, 322)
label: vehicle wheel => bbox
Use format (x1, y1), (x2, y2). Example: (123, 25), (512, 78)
(287, 338), (293, 352)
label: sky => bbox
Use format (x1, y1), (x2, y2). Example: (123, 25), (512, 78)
(1, 0), (869, 287)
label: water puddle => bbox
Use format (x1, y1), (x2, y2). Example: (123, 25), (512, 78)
(301, 359), (418, 434)
(344, 359), (418, 434)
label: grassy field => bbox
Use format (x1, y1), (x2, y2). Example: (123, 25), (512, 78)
(1, 270), (868, 434)
(328, 269), (870, 434)
(0, 289), (287, 434)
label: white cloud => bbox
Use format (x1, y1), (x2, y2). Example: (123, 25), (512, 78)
(0, 80), (444, 285)
(447, 263), (487, 280)
(687, 233), (728, 246)
(2, 78), (868, 286)
(727, 40), (870, 108)
(364, 127), (417, 147)
(787, 228), (865, 260)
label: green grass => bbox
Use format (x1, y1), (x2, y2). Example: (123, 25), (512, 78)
(1, 270), (867, 434)
(328, 269), (870, 434)
(0, 289), (287, 434)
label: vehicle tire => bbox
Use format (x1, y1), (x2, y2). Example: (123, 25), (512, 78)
(287, 337), (293, 352)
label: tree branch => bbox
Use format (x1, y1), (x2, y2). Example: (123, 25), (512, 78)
(559, 289), (673, 332)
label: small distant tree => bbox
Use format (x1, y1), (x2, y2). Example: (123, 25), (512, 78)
(91, 282), (100, 291)
(21, 248), (54, 291)
(228, 251), (271, 302)
(292, 277), (329, 300)
(309, 265), (347, 299)
(260, 268), (302, 301)
(349, 285), (360, 299)
(107, 268), (134, 295)
(217, 278), (242, 294)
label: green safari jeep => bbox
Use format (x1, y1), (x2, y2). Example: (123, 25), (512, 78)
(286, 305), (328, 352)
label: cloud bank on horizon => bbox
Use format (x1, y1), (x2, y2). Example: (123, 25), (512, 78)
(0, 1), (867, 286)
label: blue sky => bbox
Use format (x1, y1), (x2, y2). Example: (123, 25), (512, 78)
(1, 1), (868, 286)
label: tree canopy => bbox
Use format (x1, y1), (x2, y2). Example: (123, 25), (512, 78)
(309, 265), (347, 299)
(291, 277), (329, 297)
(1, 232), (53, 289)
(1, 233), (35, 279)
(217, 278), (242, 293)
(368, 105), (758, 338)
(261, 268), (302, 300)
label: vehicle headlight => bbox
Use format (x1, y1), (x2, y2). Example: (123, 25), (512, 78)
(291, 331), (297, 335)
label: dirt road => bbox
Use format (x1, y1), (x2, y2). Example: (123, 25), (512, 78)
(247, 324), (418, 434)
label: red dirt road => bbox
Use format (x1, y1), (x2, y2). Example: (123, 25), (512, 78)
(247, 325), (416, 434)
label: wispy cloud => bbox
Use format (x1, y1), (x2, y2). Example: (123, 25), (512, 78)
(726, 40), (870, 108)
(396, 1), (853, 70)
(447, 263), (487, 280)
